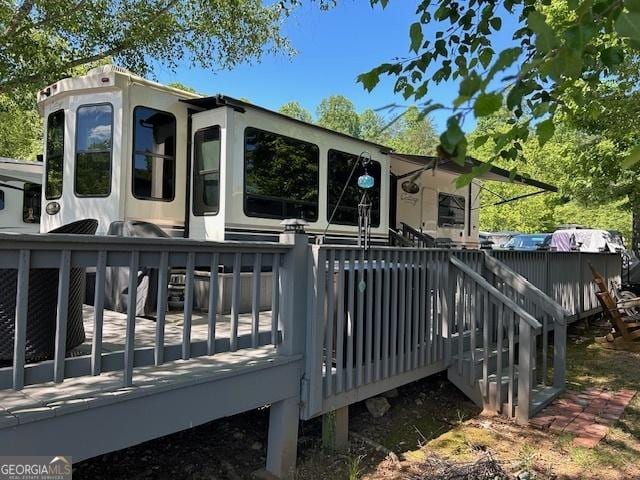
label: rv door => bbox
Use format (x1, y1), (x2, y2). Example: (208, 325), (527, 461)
(188, 108), (227, 241)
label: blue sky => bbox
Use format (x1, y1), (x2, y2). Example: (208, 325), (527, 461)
(155, 1), (520, 133)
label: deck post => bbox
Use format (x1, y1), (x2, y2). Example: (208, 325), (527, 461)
(322, 406), (349, 451)
(266, 396), (300, 479)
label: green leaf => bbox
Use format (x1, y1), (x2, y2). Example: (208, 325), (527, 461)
(458, 72), (481, 99)
(527, 11), (560, 54)
(536, 118), (555, 146)
(490, 17), (502, 31)
(357, 70), (381, 92)
(615, 12), (640, 41)
(625, 0), (640, 13)
(410, 22), (424, 53)
(479, 48), (493, 69)
(601, 47), (625, 68)
(622, 145), (640, 168)
(506, 85), (524, 110)
(474, 93), (503, 117)
(564, 23), (595, 50)
(439, 117), (465, 155)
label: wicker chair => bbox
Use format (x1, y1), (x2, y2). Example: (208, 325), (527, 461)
(0, 219), (98, 362)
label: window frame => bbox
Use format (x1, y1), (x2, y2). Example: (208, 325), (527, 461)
(74, 102), (114, 198)
(0, 189), (4, 211)
(437, 192), (466, 228)
(45, 109), (65, 200)
(242, 126), (320, 222)
(22, 182), (41, 223)
(326, 148), (382, 228)
(131, 105), (177, 202)
(192, 125), (221, 216)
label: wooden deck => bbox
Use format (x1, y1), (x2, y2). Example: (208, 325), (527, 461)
(72, 305), (275, 355)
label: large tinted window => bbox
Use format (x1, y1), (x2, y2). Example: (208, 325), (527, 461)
(244, 127), (319, 221)
(75, 104), (113, 196)
(327, 150), (381, 227)
(438, 193), (465, 227)
(22, 182), (41, 223)
(132, 107), (176, 201)
(45, 110), (65, 200)
(193, 126), (221, 215)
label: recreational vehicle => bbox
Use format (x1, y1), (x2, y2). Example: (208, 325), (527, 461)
(0, 157), (42, 233)
(36, 65), (555, 246)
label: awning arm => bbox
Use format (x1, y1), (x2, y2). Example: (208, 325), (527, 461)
(471, 189), (550, 211)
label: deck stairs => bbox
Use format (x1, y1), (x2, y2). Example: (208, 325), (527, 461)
(445, 253), (569, 422)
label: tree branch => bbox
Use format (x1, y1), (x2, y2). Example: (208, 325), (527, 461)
(3, 0), (34, 37)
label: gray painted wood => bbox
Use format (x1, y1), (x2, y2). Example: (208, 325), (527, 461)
(270, 253), (280, 347)
(356, 249), (364, 387)
(207, 253), (219, 356)
(374, 250), (383, 382)
(54, 250), (71, 384)
(346, 250), (355, 391)
(390, 250), (398, 376)
(324, 250), (335, 396)
(382, 250), (391, 379)
(251, 253), (262, 348)
(182, 252), (195, 360)
(12, 250), (30, 390)
(123, 251), (139, 387)
(91, 250), (107, 375)
(398, 250), (406, 373)
(155, 251), (169, 365)
(230, 253), (241, 352)
(335, 251), (345, 394)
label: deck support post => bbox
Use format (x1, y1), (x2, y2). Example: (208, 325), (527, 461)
(266, 396), (300, 479)
(322, 406), (349, 451)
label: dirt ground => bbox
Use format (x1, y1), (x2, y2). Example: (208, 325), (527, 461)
(72, 320), (640, 480)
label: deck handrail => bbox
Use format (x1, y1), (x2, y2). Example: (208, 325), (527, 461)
(450, 256), (542, 332)
(400, 222), (435, 247)
(483, 252), (571, 323)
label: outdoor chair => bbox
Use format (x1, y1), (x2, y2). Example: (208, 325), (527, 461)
(589, 262), (640, 352)
(0, 219), (98, 362)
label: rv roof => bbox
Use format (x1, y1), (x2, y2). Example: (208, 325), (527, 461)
(390, 153), (557, 192)
(180, 95), (394, 153)
(0, 157), (43, 184)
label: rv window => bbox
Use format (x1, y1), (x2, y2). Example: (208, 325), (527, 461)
(244, 127), (319, 221)
(193, 126), (221, 216)
(75, 104), (113, 197)
(437, 193), (465, 227)
(327, 150), (381, 227)
(0, 190), (4, 210)
(45, 110), (65, 200)
(132, 107), (176, 201)
(22, 182), (41, 223)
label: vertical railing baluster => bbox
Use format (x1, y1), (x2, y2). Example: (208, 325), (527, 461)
(207, 253), (219, 355)
(374, 249), (383, 382)
(155, 251), (169, 365)
(496, 303), (504, 413)
(182, 252), (195, 360)
(507, 310), (515, 417)
(412, 250), (420, 369)
(398, 250), (406, 373)
(436, 251), (444, 361)
(390, 250), (398, 376)
(457, 271), (464, 376)
(405, 250), (414, 371)
(325, 250), (335, 396)
(335, 251), (346, 393)
(382, 250), (391, 379)
(482, 289), (489, 400)
(124, 251), (139, 387)
(426, 252), (433, 365)
(92, 250), (107, 375)
(517, 317), (533, 423)
(356, 249), (365, 387)
(270, 254), (280, 346)
(419, 250), (427, 368)
(468, 276), (476, 385)
(541, 314), (548, 386)
(54, 250), (71, 384)
(230, 253), (241, 352)
(251, 253), (262, 348)
(12, 250), (30, 390)
(346, 250), (355, 390)
(365, 250), (374, 384)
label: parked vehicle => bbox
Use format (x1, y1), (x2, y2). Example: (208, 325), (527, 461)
(503, 233), (551, 251)
(479, 231), (519, 249)
(0, 157), (42, 232)
(549, 229), (624, 253)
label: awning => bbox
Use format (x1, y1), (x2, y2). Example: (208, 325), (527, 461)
(0, 158), (43, 184)
(390, 153), (557, 192)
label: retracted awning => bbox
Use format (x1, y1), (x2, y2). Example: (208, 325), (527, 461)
(390, 153), (557, 192)
(0, 158), (43, 184)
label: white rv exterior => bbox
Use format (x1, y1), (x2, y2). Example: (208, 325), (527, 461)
(0, 158), (42, 233)
(36, 66), (550, 247)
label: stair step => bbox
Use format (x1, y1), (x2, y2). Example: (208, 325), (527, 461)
(453, 345), (511, 364)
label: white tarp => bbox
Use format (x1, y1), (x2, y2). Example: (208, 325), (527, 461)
(550, 229), (623, 253)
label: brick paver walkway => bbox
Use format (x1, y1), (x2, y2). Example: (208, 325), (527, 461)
(529, 388), (637, 448)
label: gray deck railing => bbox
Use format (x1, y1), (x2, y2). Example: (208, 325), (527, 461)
(0, 233), (291, 391)
(490, 250), (621, 320)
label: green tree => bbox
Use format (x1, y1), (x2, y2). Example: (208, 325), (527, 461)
(358, 108), (388, 144)
(0, 0), (293, 100)
(279, 101), (313, 123)
(316, 95), (361, 137)
(360, 0), (640, 169)
(386, 106), (438, 155)
(0, 95), (42, 159)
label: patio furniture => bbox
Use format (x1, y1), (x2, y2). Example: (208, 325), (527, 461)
(0, 219), (98, 362)
(589, 262), (640, 352)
